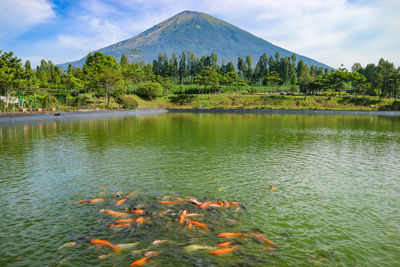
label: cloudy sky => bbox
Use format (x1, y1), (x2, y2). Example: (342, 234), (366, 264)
(1, 0), (399, 69)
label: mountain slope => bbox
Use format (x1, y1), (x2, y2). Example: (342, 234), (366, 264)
(59, 11), (331, 69)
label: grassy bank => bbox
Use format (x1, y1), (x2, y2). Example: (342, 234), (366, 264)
(136, 93), (399, 111)
(2, 93), (399, 113)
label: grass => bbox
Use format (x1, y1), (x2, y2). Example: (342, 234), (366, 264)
(135, 93), (395, 111)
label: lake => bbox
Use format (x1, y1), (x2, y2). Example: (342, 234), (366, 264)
(1, 112), (399, 266)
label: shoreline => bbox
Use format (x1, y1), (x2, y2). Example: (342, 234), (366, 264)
(167, 108), (400, 116)
(0, 109), (168, 124)
(1, 108), (400, 124)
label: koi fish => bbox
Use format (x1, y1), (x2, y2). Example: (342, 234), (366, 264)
(151, 240), (169, 245)
(270, 185), (276, 191)
(99, 185), (105, 189)
(159, 210), (168, 216)
(249, 233), (277, 246)
(89, 198), (105, 203)
(189, 198), (202, 205)
(199, 201), (224, 209)
(185, 213), (204, 218)
(136, 217), (150, 225)
(130, 209), (145, 214)
(144, 251), (159, 257)
(99, 209), (128, 217)
(116, 198), (127, 206)
(116, 242), (140, 252)
(109, 223), (130, 227)
(90, 239), (121, 252)
(159, 200), (177, 205)
(73, 199), (88, 204)
(217, 241), (233, 248)
(57, 241), (77, 250)
(179, 210), (187, 224)
(209, 245), (239, 256)
(218, 233), (248, 238)
(184, 244), (216, 252)
(115, 219), (134, 223)
(130, 256), (151, 266)
(187, 220), (210, 230)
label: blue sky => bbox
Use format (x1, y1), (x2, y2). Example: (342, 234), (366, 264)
(0, 0), (399, 69)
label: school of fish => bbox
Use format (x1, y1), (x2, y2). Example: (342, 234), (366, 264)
(58, 187), (280, 266)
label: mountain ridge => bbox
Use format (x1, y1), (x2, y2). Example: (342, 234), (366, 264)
(59, 10), (331, 70)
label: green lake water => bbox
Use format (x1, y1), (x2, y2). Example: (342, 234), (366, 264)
(0, 113), (399, 266)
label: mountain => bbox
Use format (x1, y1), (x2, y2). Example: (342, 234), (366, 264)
(59, 11), (331, 69)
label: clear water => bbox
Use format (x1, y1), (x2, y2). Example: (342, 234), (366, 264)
(1, 113), (399, 266)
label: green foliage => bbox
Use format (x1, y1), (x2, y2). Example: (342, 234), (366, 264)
(136, 81), (163, 100)
(196, 67), (219, 86)
(116, 95), (138, 109)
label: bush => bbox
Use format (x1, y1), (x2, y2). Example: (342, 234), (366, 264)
(116, 96), (138, 109)
(136, 82), (163, 100)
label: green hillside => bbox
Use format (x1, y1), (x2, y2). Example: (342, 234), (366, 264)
(59, 11), (331, 69)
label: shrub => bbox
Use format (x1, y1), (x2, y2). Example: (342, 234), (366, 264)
(136, 82), (163, 100)
(116, 96), (138, 109)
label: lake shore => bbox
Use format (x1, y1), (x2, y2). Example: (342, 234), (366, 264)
(1, 108), (400, 124)
(0, 109), (168, 124)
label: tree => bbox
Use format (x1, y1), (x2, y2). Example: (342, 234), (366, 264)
(327, 67), (350, 94)
(196, 66), (219, 87)
(178, 52), (186, 84)
(120, 55), (129, 67)
(0, 51), (24, 111)
(263, 71), (282, 87)
(99, 67), (124, 108)
(350, 71), (367, 96)
(136, 81), (162, 100)
(245, 55), (253, 82)
(83, 51), (118, 95)
(389, 71), (400, 100)
(237, 57), (247, 80)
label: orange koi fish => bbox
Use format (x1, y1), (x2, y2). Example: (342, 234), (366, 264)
(99, 185), (105, 189)
(218, 233), (248, 238)
(249, 233), (277, 246)
(135, 217), (150, 225)
(199, 201), (224, 209)
(209, 245), (239, 256)
(224, 200), (230, 207)
(89, 198), (105, 203)
(185, 213), (203, 218)
(100, 209), (128, 217)
(159, 200), (177, 205)
(109, 223), (130, 227)
(115, 218), (134, 223)
(217, 241), (233, 247)
(270, 185), (276, 191)
(187, 220), (210, 230)
(116, 198), (127, 206)
(179, 210), (187, 225)
(130, 256), (151, 266)
(90, 239), (121, 252)
(130, 209), (145, 214)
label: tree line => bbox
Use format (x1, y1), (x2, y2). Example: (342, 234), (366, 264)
(1, 49), (399, 110)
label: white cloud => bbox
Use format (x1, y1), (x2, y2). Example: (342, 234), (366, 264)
(0, 0), (55, 39)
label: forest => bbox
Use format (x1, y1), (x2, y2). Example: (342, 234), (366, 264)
(0, 49), (399, 111)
